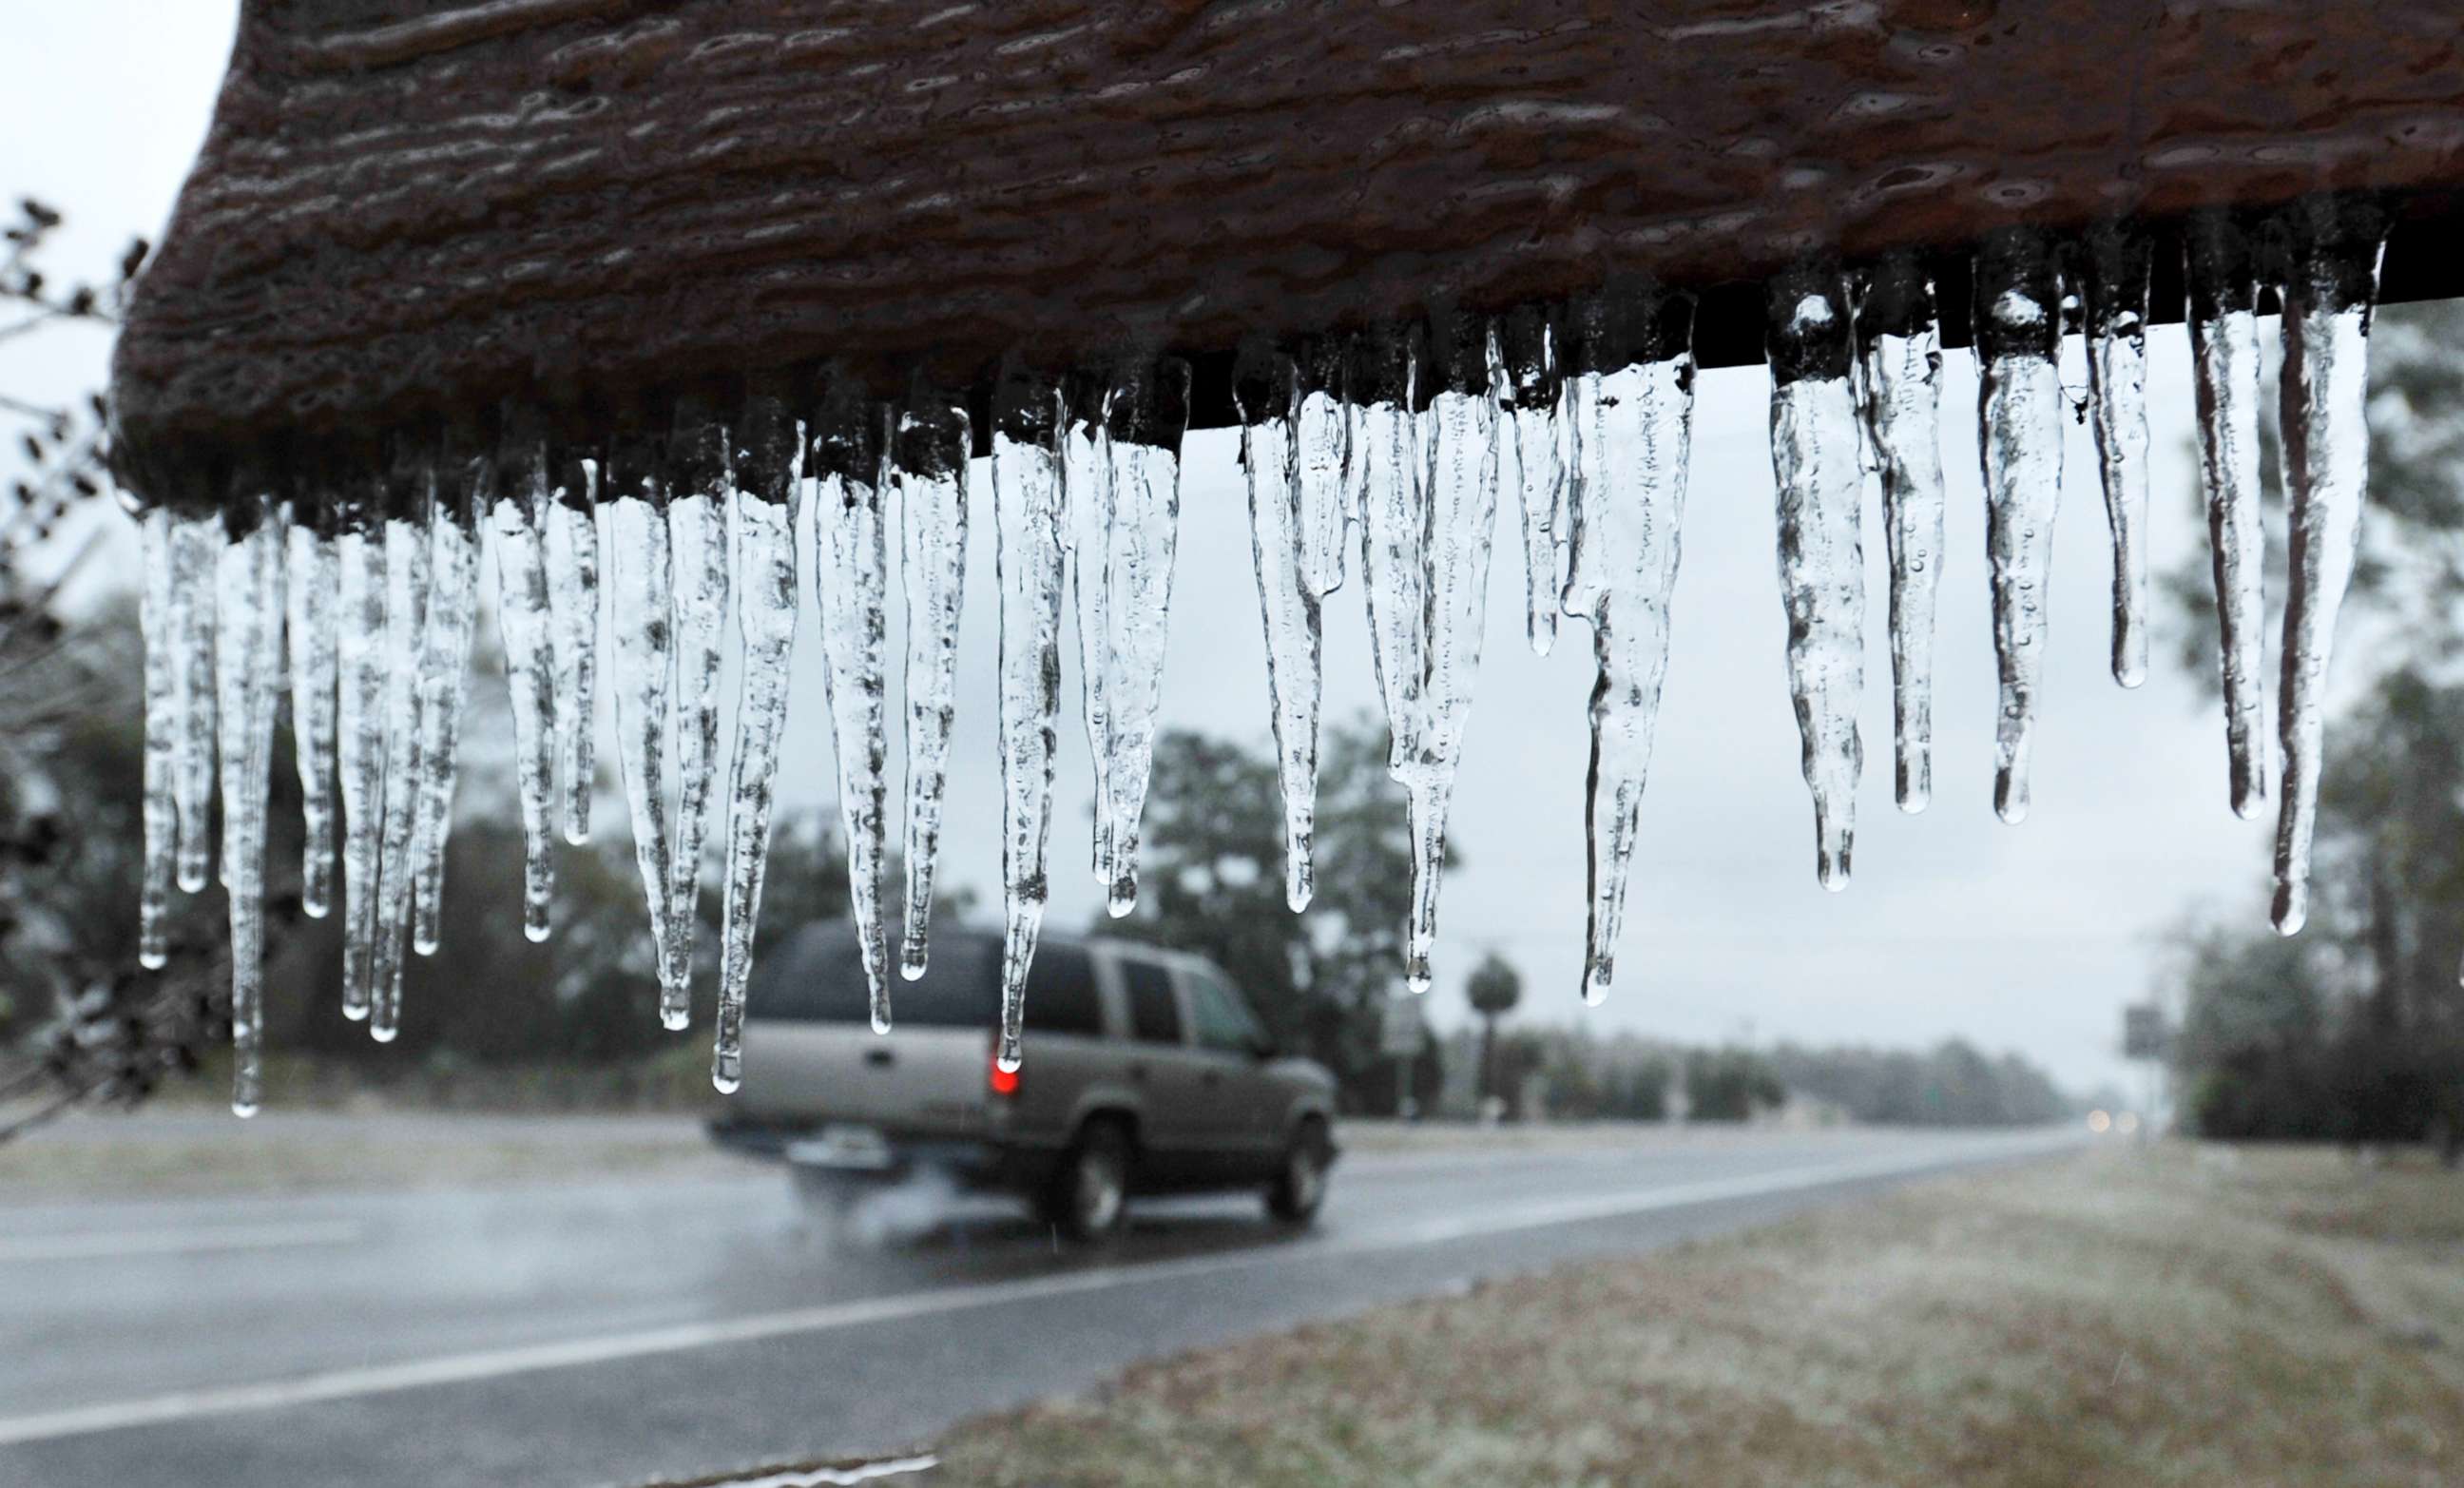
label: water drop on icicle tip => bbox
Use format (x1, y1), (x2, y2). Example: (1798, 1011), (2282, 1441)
(810, 373), (895, 1037)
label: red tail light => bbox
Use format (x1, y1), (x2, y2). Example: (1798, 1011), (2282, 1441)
(988, 1051), (1020, 1098)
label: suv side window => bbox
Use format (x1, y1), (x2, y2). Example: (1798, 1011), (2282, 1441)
(1023, 942), (1102, 1036)
(1187, 968), (1266, 1056)
(1121, 957), (1183, 1044)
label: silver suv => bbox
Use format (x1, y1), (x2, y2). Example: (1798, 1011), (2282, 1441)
(710, 922), (1340, 1241)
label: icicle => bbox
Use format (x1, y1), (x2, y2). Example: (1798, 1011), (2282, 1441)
(1293, 336), (1352, 599)
(335, 490), (387, 1021)
(1366, 311), (1498, 993)
(168, 510), (219, 893)
(1090, 358), (1190, 917)
(1853, 254), (1946, 813)
(991, 362), (1068, 1073)
(286, 508), (340, 918)
(2185, 211), (2270, 820)
(215, 497), (282, 1115)
(138, 510), (177, 969)
(606, 437), (682, 1028)
(1973, 229), (2066, 824)
(1496, 306), (1567, 657)
(665, 405), (734, 1007)
(713, 388), (803, 1092)
(1767, 267), (1865, 890)
(406, 464), (481, 957)
(1562, 281), (1695, 1005)
(2085, 222), (2154, 689)
(548, 463), (602, 845)
(491, 432), (559, 943)
(2272, 196), (2388, 937)
(1062, 374), (1115, 892)
(892, 395), (970, 979)
(810, 378), (894, 1033)
(1234, 343), (1322, 913)
(369, 458), (433, 1043)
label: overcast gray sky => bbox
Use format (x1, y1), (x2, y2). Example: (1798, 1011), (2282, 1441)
(5, 4), (2288, 1094)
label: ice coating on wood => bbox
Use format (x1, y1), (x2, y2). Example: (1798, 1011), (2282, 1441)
(369, 478), (433, 1043)
(547, 469), (601, 845)
(1854, 255), (1945, 814)
(409, 475), (481, 957)
(606, 465), (682, 1031)
(893, 396), (971, 979)
(215, 499), (283, 1115)
(1089, 359), (1191, 917)
(284, 521), (339, 921)
(1562, 282), (1694, 1005)
(168, 510), (219, 893)
(138, 510), (177, 970)
(491, 438), (560, 943)
(1235, 345), (1322, 913)
(2086, 222), (2154, 690)
(2272, 197), (2387, 937)
(991, 365), (1068, 1073)
(810, 381), (894, 1033)
(1973, 230), (2066, 825)
(1767, 269), (1865, 890)
(1495, 306), (1567, 658)
(1292, 338), (1351, 600)
(713, 391), (802, 1093)
(1360, 312), (1498, 994)
(335, 500), (388, 1021)
(2185, 212), (2271, 821)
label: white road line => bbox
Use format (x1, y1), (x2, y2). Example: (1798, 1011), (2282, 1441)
(0, 1134), (2078, 1447)
(0, 1219), (364, 1266)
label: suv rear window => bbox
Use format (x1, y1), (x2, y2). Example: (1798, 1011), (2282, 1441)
(747, 924), (1103, 1035)
(1121, 957), (1183, 1044)
(1022, 942), (1102, 1036)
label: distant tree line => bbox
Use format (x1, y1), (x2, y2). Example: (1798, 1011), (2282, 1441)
(1765, 1039), (2074, 1127)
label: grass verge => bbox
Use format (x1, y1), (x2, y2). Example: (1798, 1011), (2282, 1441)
(918, 1143), (2462, 1486)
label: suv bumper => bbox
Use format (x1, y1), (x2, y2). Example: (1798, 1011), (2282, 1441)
(707, 1117), (1062, 1192)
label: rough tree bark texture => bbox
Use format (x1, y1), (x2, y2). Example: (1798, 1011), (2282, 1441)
(111, 0), (2464, 485)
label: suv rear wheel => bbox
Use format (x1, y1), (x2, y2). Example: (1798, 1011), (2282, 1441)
(1265, 1118), (1331, 1225)
(1046, 1119), (1131, 1244)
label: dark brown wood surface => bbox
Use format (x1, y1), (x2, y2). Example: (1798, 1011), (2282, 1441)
(110, 0), (2464, 486)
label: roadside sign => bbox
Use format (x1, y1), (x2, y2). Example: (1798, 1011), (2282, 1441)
(1379, 997), (1426, 1058)
(2123, 1003), (2167, 1060)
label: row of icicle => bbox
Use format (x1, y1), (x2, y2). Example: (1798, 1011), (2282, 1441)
(136, 194), (2388, 1114)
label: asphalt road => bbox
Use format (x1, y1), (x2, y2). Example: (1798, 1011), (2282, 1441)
(0, 1124), (2080, 1487)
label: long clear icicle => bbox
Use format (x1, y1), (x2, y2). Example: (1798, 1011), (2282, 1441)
(664, 418), (733, 1011)
(2086, 222), (2153, 689)
(1236, 347), (1322, 913)
(893, 396), (970, 978)
(169, 510), (219, 893)
(1854, 255), (1946, 812)
(215, 500), (282, 1114)
(138, 510), (177, 969)
(1293, 337), (1352, 599)
(1362, 314), (1498, 993)
(1973, 230), (2066, 824)
(1563, 283), (1694, 1005)
(1767, 268), (1865, 889)
(286, 514), (340, 919)
(335, 496), (387, 1020)
(2185, 211), (2270, 820)
(548, 467), (601, 844)
(1090, 360), (1190, 917)
(1063, 377), (1115, 893)
(408, 476), (481, 957)
(491, 439), (560, 943)
(607, 460), (682, 1029)
(370, 472), (433, 1043)
(1496, 307), (1567, 657)
(811, 383), (894, 1032)
(991, 365), (1068, 1073)
(713, 394), (802, 1092)
(2272, 196), (2387, 936)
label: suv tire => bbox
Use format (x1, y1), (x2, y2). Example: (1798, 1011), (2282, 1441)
(1265, 1118), (1331, 1225)
(1047, 1119), (1132, 1244)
